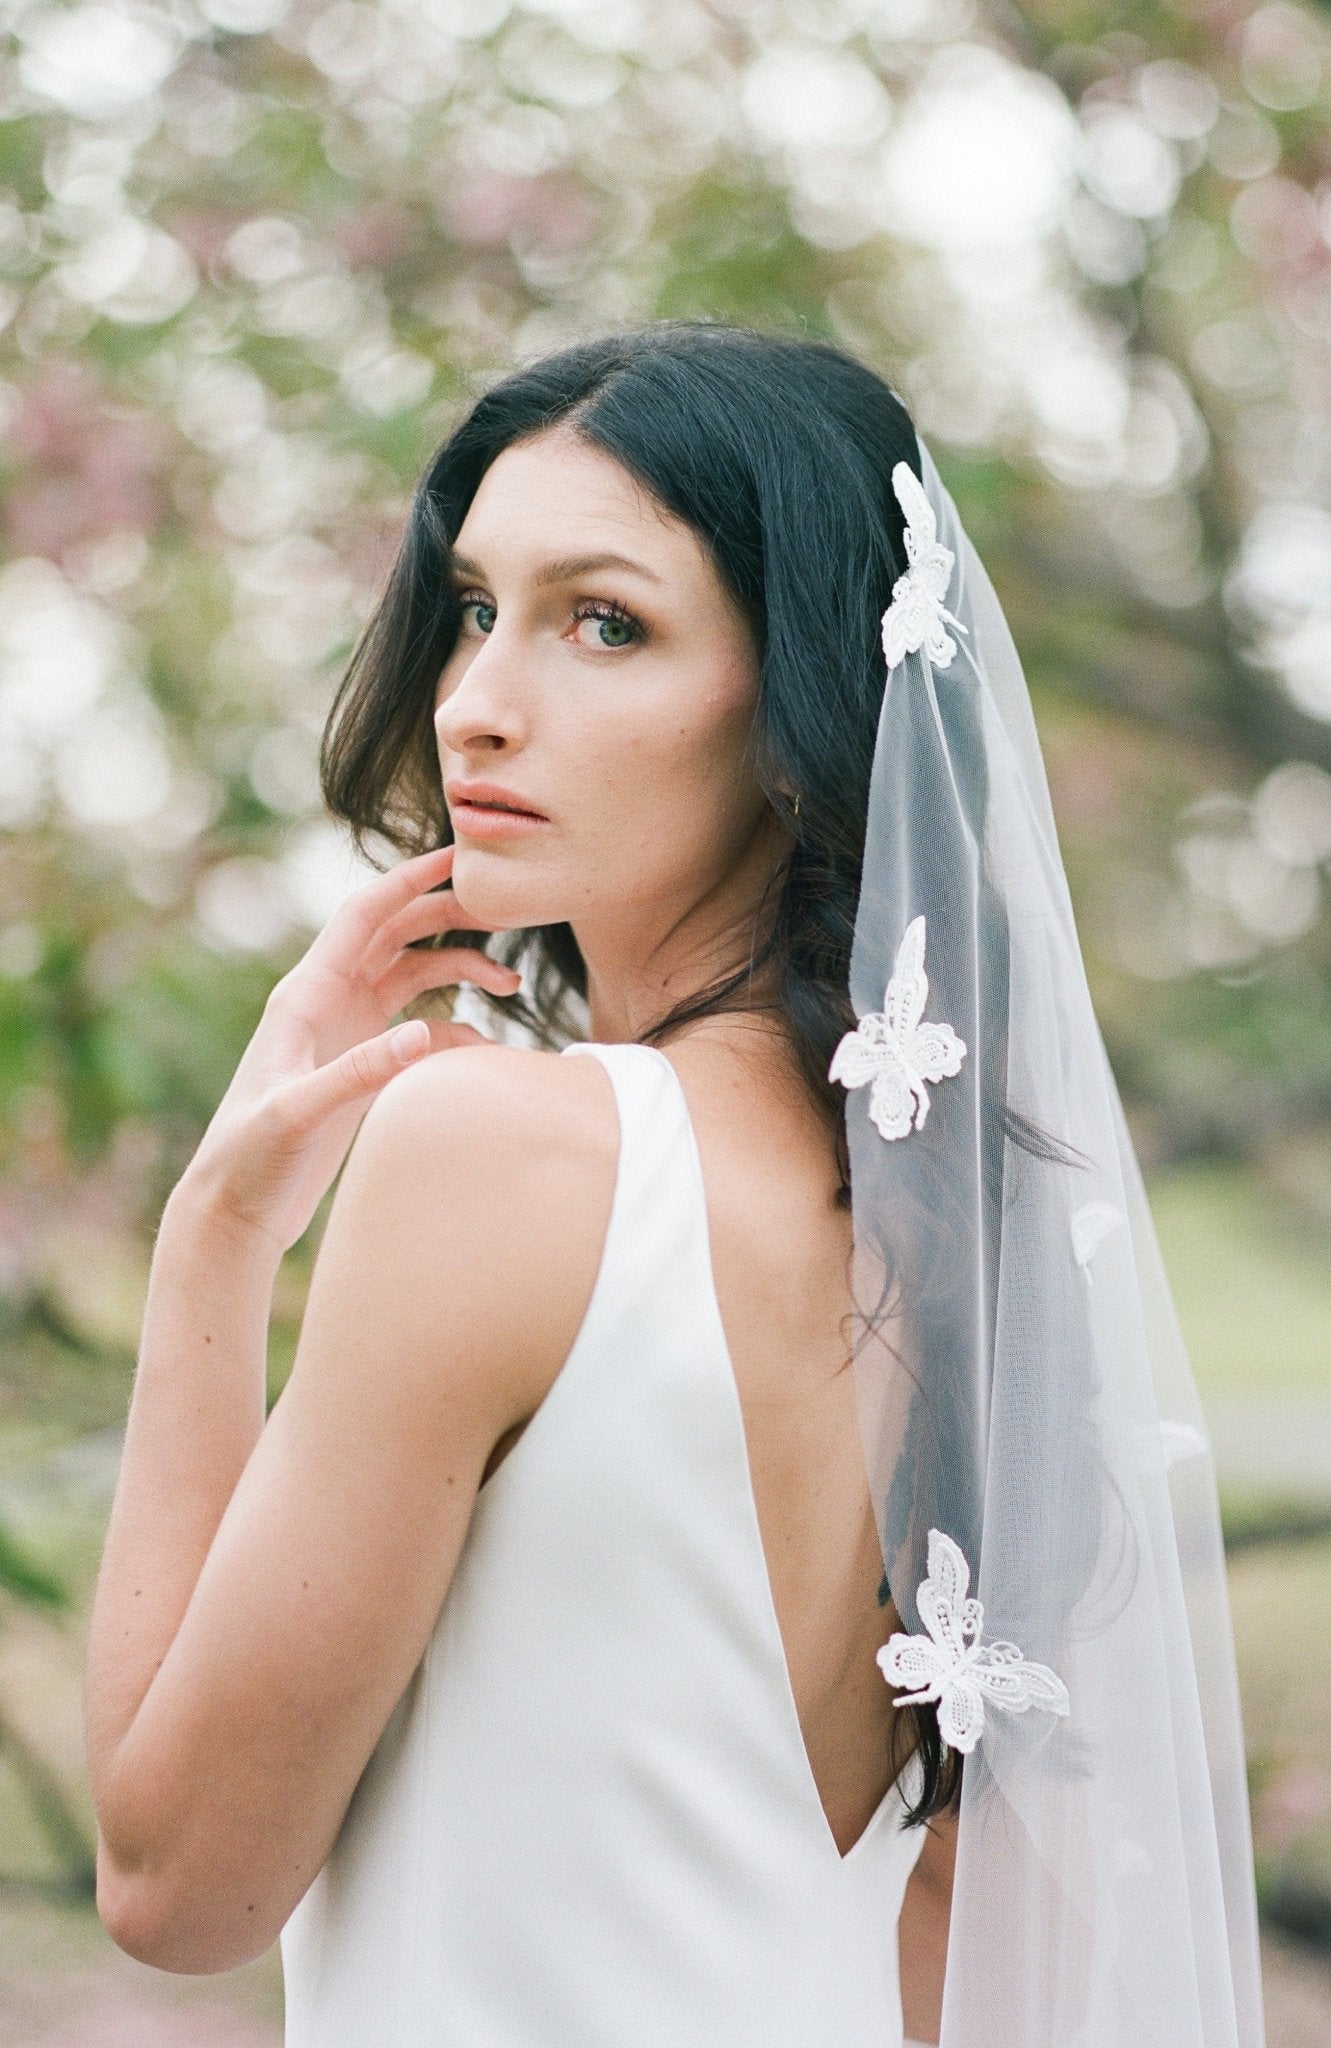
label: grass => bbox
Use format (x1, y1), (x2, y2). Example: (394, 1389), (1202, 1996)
(1146, 1164), (1331, 1401)
(1230, 1534), (1331, 1912)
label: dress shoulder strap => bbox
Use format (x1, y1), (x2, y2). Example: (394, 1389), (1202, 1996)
(560, 1039), (682, 1168)
(558, 1039), (701, 1310)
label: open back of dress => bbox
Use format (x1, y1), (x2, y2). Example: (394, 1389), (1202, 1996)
(280, 1040), (926, 2047)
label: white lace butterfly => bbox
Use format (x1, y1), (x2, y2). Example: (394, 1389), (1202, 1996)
(828, 915), (966, 1141)
(878, 1529), (1071, 1756)
(881, 459), (970, 672)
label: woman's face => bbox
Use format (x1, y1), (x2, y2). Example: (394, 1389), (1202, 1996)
(433, 427), (787, 993)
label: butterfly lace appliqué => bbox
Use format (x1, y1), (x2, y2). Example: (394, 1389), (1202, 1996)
(881, 459), (970, 672)
(828, 916), (966, 1141)
(877, 1529), (1070, 1756)
(1071, 1199), (1125, 1270)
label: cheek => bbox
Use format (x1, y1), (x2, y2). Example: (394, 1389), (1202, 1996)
(597, 700), (733, 815)
(620, 665), (764, 870)
(675, 659), (762, 800)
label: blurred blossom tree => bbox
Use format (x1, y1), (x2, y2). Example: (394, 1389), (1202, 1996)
(0, 0), (1329, 1407)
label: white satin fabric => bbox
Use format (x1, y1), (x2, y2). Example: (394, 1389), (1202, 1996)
(281, 1040), (926, 2046)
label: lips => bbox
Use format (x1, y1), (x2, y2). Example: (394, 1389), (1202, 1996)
(445, 781), (547, 820)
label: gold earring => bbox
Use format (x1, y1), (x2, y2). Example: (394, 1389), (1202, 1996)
(792, 793), (801, 819)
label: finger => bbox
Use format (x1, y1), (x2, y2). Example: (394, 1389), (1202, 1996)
(411, 884), (503, 936)
(377, 947), (522, 1018)
(376, 843), (510, 932)
(422, 1018), (493, 1052)
(361, 888), (497, 981)
(279, 1020), (433, 1127)
(306, 847), (464, 966)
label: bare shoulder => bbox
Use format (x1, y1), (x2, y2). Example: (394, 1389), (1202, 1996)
(353, 1039), (618, 1208)
(301, 1040), (621, 1427)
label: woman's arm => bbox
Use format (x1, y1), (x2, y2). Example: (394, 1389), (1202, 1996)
(86, 849), (498, 1832)
(88, 1048), (618, 1974)
(82, 1177), (282, 1871)
(899, 1805), (956, 2045)
(77, 843), (610, 1966)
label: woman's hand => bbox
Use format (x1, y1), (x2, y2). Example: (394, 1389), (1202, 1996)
(176, 845), (519, 1254)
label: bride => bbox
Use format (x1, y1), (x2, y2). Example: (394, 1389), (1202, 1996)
(83, 323), (1262, 2047)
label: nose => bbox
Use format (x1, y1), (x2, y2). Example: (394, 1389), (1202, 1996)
(433, 627), (527, 760)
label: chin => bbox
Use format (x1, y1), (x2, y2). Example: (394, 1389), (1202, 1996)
(448, 849), (563, 930)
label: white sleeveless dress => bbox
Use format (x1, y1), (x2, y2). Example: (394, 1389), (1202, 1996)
(280, 1040), (928, 2046)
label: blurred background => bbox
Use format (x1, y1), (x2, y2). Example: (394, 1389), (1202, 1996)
(0, 0), (1328, 2040)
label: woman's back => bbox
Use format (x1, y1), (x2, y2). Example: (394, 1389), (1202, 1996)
(280, 1036), (925, 2047)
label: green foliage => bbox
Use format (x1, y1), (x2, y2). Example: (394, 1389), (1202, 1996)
(654, 179), (837, 332)
(0, 1524), (66, 1613)
(0, 0), (1327, 1397)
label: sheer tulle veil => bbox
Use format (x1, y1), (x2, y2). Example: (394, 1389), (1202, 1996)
(835, 433), (1265, 2046)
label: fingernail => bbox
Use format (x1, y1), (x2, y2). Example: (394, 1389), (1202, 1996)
(390, 1021), (429, 1062)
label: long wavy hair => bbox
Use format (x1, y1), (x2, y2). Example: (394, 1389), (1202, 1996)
(320, 321), (983, 1817)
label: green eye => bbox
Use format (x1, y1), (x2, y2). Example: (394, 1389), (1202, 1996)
(571, 601), (643, 650)
(460, 598), (496, 634)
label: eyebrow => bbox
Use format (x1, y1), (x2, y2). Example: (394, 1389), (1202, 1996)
(450, 550), (664, 588)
